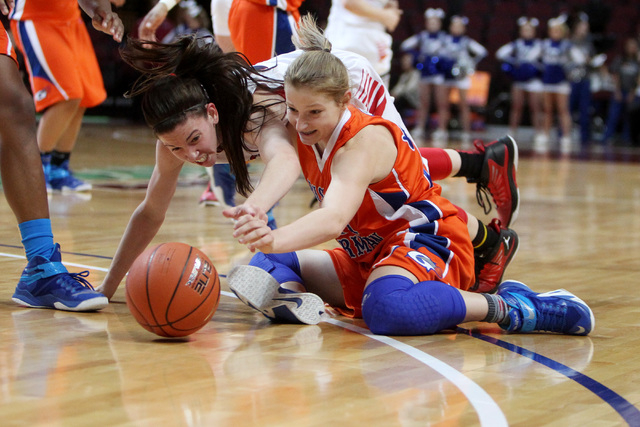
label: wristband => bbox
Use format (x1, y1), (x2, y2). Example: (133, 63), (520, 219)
(159, 0), (179, 11)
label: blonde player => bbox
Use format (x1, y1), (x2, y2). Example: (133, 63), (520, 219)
(226, 17), (594, 337)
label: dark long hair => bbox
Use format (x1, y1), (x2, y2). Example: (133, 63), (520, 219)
(120, 35), (282, 197)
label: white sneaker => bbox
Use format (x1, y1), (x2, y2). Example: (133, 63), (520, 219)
(228, 265), (325, 325)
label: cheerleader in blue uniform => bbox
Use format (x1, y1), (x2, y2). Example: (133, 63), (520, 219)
(434, 15), (487, 147)
(496, 17), (544, 142)
(539, 15), (583, 154)
(400, 7), (446, 142)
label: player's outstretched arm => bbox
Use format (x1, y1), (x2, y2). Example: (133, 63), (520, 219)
(234, 126), (394, 253)
(99, 143), (183, 299)
(224, 93), (301, 221)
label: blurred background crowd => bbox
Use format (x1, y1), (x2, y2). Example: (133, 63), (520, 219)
(2, 0), (639, 148)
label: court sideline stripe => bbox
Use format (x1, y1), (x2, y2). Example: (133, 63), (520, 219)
(324, 318), (508, 426)
(3, 250), (635, 425)
(459, 327), (640, 427)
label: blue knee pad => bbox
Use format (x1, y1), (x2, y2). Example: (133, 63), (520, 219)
(362, 275), (467, 336)
(249, 252), (302, 284)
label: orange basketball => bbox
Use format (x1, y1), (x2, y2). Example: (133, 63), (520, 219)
(125, 242), (221, 337)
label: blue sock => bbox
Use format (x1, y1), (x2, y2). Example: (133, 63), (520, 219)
(249, 252), (302, 284)
(362, 275), (467, 336)
(19, 218), (55, 261)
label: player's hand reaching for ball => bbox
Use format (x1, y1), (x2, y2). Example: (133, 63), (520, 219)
(232, 213), (275, 253)
(223, 203), (269, 224)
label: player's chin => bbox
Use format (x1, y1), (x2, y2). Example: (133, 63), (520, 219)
(298, 130), (318, 145)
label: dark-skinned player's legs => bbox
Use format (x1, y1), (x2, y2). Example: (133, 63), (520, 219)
(0, 54), (106, 311)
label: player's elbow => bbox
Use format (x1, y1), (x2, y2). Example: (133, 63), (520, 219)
(135, 202), (166, 228)
(323, 213), (351, 240)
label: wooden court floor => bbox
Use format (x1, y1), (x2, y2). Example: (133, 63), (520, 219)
(1, 123), (639, 426)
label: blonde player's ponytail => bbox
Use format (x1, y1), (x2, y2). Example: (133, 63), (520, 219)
(293, 15), (332, 53)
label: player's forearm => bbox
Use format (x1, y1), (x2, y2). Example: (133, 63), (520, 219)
(245, 154), (301, 213)
(102, 207), (165, 298)
(342, 0), (388, 23)
(271, 207), (347, 253)
(77, 0), (113, 18)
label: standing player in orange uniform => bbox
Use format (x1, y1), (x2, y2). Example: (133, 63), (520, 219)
(9, 0), (122, 192)
(227, 18), (594, 337)
(0, 0), (122, 310)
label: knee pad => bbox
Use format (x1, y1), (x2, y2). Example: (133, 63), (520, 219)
(249, 252), (302, 284)
(362, 275), (466, 336)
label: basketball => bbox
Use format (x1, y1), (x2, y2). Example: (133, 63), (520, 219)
(125, 242), (221, 337)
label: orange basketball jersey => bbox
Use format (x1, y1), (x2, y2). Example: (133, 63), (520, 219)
(298, 106), (475, 316)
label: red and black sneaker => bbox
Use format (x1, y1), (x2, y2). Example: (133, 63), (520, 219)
(469, 135), (520, 228)
(471, 219), (519, 294)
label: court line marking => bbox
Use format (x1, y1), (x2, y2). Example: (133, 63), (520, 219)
(324, 318), (508, 426)
(0, 252), (109, 272)
(3, 249), (638, 425)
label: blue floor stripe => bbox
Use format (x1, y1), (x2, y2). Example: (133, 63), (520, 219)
(458, 327), (640, 427)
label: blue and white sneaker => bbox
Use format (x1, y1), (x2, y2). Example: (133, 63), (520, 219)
(49, 160), (92, 192)
(228, 265), (325, 325)
(12, 244), (108, 311)
(497, 280), (594, 335)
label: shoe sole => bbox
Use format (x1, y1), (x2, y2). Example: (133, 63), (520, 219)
(228, 265), (280, 309)
(12, 295), (108, 312)
(265, 292), (325, 325)
(499, 281), (595, 335)
(504, 135), (520, 227)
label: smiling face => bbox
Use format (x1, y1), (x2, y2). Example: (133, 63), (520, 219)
(156, 103), (220, 167)
(284, 85), (350, 148)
